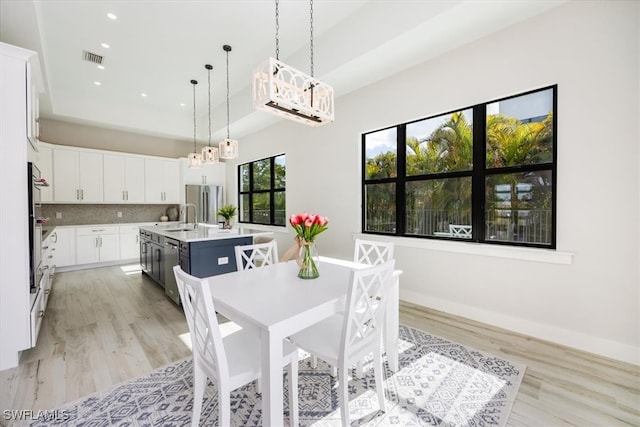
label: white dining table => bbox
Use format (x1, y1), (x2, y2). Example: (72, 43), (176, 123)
(205, 256), (401, 427)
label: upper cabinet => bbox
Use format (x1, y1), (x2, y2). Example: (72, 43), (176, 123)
(26, 61), (39, 152)
(37, 144), (53, 202)
(53, 147), (103, 203)
(144, 158), (180, 204)
(181, 158), (226, 187)
(103, 154), (145, 203)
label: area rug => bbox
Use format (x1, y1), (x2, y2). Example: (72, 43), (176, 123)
(23, 325), (525, 426)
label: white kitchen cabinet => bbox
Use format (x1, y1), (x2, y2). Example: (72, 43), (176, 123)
(26, 61), (40, 152)
(119, 225), (140, 260)
(144, 158), (180, 204)
(37, 144), (53, 202)
(0, 42), (39, 368)
(76, 226), (119, 265)
(53, 148), (103, 203)
(182, 157), (226, 186)
(54, 227), (76, 267)
(103, 154), (145, 203)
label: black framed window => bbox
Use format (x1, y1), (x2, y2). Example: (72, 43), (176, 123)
(238, 154), (286, 226)
(362, 86), (556, 248)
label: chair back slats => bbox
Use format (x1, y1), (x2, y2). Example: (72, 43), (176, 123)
(354, 239), (394, 266)
(449, 224), (472, 238)
(235, 240), (279, 270)
(341, 260), (395, 354)
(174, 265), (228, 381)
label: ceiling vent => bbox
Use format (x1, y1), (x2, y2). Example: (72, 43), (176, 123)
(82, 50), (104, 65)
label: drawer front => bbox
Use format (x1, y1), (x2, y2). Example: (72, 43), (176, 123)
(76, 225), (119, 236)
(30, 288), (45, 347)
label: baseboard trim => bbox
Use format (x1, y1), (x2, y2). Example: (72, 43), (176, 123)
(400, 289), (639, 366)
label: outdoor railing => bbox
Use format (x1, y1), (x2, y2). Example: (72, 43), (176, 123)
(366, 208), (552, 245)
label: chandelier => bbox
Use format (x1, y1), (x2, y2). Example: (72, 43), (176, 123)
(187, 79), (203, 168)
(219, 44), (238, 159)
(253, 0), (334, 127)
(201, 64), (219, 164)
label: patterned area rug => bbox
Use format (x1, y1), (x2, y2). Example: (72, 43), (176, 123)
(24, 325), (525, 426)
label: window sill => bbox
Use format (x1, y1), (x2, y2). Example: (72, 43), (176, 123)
(353, 233), (573, 265)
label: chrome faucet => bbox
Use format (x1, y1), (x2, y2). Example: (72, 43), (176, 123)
(180, 203), (198, 229)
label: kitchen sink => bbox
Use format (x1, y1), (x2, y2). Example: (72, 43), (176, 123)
(164, 228), (196, 232)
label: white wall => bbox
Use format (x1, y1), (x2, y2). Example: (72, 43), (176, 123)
(226, 1), (639, 365)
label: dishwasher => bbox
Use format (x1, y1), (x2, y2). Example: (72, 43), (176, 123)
(163, 238), (180, 305)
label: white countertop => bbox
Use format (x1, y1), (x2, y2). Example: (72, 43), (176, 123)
(139, 223), (273, 243)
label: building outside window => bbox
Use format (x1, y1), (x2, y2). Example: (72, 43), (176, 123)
(362, 86), (556, 248)
(238, 154), (286, 226)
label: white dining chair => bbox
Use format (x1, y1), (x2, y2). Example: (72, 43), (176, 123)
(310, 238), (395, 375)
(353, 239), (394, 265)
(173, 265), (299, 427)
(234, 240), (279, 271)
(288, 260), (395, 427)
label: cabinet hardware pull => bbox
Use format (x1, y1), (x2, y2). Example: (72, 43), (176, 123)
(92, 229), (105, 232)
(76, 189), (80, 200)
(39, 310), (44, 318)
(42, 245), (49, 250)
(81, 189), (84, 200)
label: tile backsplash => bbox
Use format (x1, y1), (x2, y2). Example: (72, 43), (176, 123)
(42, 204), (179, 226)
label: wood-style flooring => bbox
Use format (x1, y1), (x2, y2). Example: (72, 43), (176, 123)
(1, 265), (638, 426)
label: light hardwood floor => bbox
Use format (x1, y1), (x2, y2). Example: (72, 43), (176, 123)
(1, 265), (638, 426)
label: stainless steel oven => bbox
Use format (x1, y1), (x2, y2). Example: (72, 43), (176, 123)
(28, 162), (44, 293)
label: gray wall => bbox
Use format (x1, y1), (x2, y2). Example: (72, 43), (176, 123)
(40, 118), (202, 158)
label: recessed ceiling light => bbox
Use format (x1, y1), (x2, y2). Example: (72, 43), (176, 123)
(107, 13), (117, 20)
(101, 43), (110, 49)
(141, 93), (147, 97)
(93, 81), (101, 86)
(97, 65), (105, 70)
(180, 103), (186, 107)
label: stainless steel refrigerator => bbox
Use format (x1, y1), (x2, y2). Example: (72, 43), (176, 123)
(185, 185), (223, 224)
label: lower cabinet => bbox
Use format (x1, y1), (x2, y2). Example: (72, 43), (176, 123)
(76, 226), (120, 265)
(54, 227), (76, 267)
(179, 236), (252, 278)
(119, 225), (140, 260)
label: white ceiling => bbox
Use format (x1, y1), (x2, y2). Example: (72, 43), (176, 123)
(1, 0), (565, 143)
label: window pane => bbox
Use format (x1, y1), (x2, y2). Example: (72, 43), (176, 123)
(240, 164), (250, 192)
(274, 155), (286, 189)
(485, 171), (552, 245)
(406, 109), (473, 176)
(239, 194), (250, 222)
(252, 193), (270, 224)
(486, 88), (554, 168)
(364, 128), (397, 179)
(274, 191), (286, 225)
(253, 159), (271, 191)
(405, 177), (472, 237)
(364, 183), (396, 233)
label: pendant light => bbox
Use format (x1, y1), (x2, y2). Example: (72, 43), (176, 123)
(253, 0), (334, 127)
(201, 64), (219, 164)
(187, 79), (203, 168)
(219, 44), (238, 160)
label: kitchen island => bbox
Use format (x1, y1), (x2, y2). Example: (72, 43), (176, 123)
(139, 224), (272, 304)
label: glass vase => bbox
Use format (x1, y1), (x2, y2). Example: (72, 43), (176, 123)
(297, 242), (319, 279)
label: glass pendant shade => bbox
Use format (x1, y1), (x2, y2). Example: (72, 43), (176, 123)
(187, 152), (203, 168)
(202, 146), (219, 164)
(219, 138), (238, 159)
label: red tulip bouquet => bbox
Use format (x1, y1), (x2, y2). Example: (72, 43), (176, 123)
(288, 213), (329, 279)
